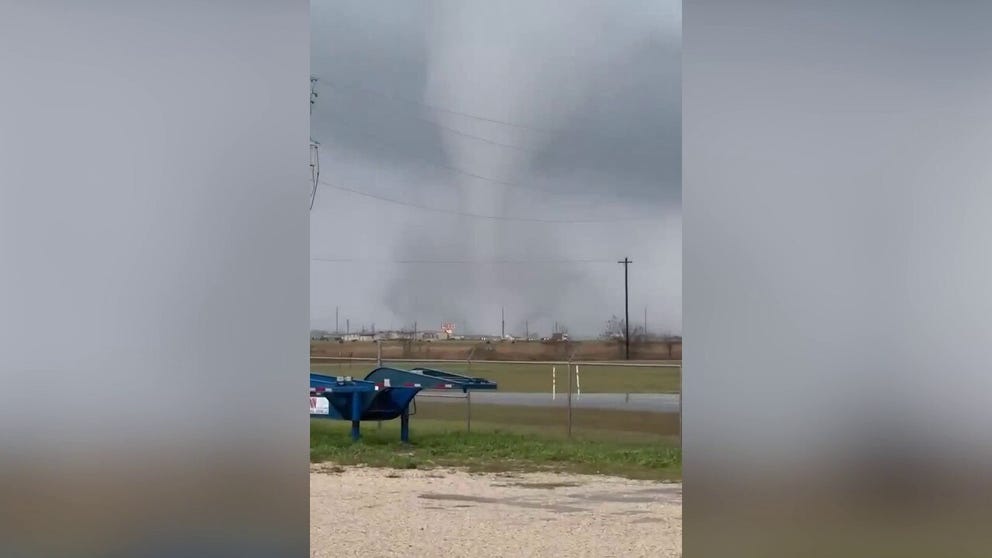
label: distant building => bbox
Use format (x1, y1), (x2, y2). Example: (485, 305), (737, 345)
(340, 332), (376, 342)
(441, 322), (455, 339)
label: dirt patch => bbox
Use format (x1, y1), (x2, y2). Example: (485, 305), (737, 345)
(419, 492), (586, 513)
(311, 466), (681, 558)
(495, 481), (582, 489)
(311, 339), (682, 361)
(566, 485), (681, 505)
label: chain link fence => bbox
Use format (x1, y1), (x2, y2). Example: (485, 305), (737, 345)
(312, 356), (681, 444)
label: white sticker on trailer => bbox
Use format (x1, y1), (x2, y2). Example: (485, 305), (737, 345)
(310, 396), (329, 415)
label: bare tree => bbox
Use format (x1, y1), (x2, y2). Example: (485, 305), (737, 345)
(601, 315), (646, 342)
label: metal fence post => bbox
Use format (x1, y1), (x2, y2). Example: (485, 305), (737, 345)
(566, 361), (573, 438)
(678, 364), (683, 448)
(466, 390), (472, 433)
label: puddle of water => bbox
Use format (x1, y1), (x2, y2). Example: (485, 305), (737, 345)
(612, 510), (649, 516)
(567, 485), (681, 504)
(568, 493), (658, 504)
(419, 493), (585, 513)
(630, 516), (665, 524)
(419, 493), (493, 504)
(490, 481), (580, 490)
(514, 482), (580, 489)
(635, 486), (682, 496)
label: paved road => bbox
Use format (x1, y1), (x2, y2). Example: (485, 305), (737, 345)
(420, 391), (680, 413)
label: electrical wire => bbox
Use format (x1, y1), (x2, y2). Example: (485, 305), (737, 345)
(323, 86), (540, 154)
(317, 180), (655, 224)
(323, 80), (559, 134)
(315, 113), (656, 205)
(309, 141), (320, 210)
(311, 256), (617, 265)
(320, 118), (563, 195)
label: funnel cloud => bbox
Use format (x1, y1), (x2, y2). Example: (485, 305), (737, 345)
(311, 0), (681, 338)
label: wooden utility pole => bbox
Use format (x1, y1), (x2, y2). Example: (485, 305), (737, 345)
(309, 76), (320, 210)
(618, 258), (632, 359)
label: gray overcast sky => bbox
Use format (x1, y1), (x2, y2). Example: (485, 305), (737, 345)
(310, 0), (681, 338)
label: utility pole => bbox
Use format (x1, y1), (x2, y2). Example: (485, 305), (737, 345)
(346, 319), (350, 335)
(525, 320), (529, 341)
(501, 307), (505, 338)
(618, 257), (632, 360)
(335, 306), (339, 334)
(309, 76), (320, 211)
(644, 306), (648, 337)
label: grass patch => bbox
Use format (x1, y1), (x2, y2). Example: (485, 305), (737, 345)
(412, 401), (680, 442)
(311, 360), (681, 393)
(311, 418), (681, 481)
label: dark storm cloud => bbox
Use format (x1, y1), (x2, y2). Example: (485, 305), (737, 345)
(530, 33), (682, 205)
(310, 1), (446, 169)
(311, 1), (679, 199)
(310, 0), (682, 337)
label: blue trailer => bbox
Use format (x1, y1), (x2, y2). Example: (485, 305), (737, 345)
(364, 366), (498, 393)
(309, 373), (420, 442)
(309, 366), (497, 442)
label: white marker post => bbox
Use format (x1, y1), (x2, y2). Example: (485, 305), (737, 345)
(575, 365), (581, 401)
(552, 366), (557, 401)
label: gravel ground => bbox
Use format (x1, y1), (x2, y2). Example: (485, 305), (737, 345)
(311, 465), (681, 558)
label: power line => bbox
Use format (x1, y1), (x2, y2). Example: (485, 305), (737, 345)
(324, 119), (540, 191)
(311, 256), (617, 265)
(413, 113), (540, 153)
(309, 75), (321, 210)
(316, 113), (655, 205)
(619, 257), (633, 360)
(324, 80), (559, 134)
(309, 141), (320, 211)
(323, 87), (540, 154)
(318, 180), (654, 224)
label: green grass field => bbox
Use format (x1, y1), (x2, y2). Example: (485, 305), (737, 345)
(411, 400), (680, 442)
(310, 416), (682, 481)
(311, 360), (681, 393)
